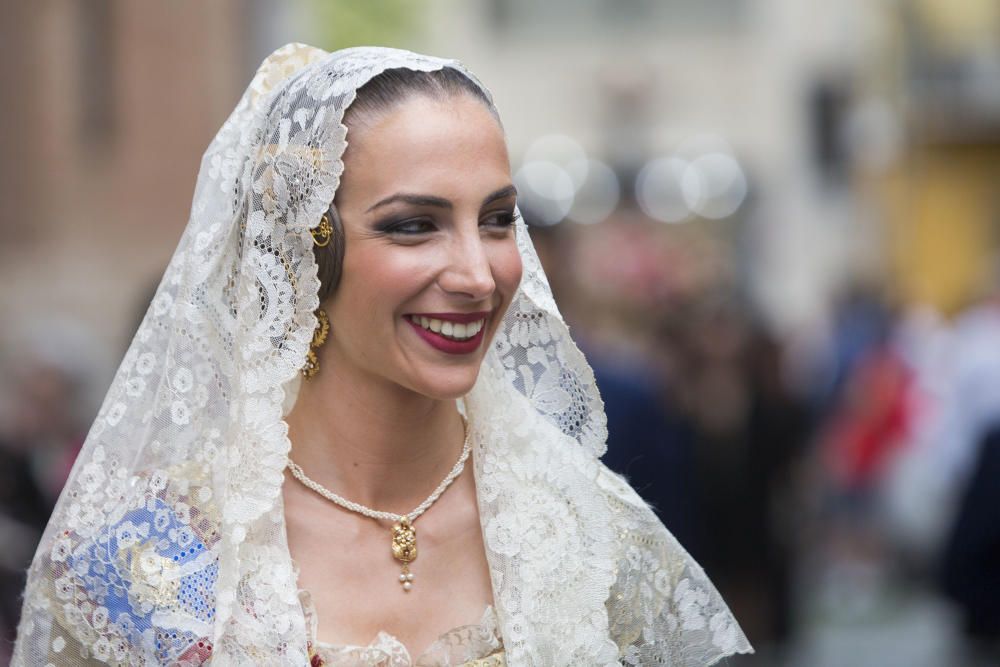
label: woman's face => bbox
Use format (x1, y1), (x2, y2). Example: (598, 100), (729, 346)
(324, 92), (522, 400)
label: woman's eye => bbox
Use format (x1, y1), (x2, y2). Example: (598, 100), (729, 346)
(482, 210), (520, 229)
(383, 218), (435, 235)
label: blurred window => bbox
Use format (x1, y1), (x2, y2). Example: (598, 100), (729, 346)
(77, 0), (115, 147)
(488, 0), (748, 33)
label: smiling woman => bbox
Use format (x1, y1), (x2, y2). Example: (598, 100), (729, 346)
(13, 44), (751, 666)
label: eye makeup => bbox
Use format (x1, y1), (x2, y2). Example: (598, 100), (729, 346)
(482, 210), (520, 228)
(373, 217), (436, 235)
(372, 208), (519, 237)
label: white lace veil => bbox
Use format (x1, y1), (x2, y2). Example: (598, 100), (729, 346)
(14, 44), (751, 666)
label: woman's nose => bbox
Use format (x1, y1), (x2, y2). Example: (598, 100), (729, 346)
(439, 231), (496, 300)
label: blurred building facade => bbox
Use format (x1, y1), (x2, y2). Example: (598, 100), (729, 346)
(5, 1), (998, 351)
(0, 1), (253, 357)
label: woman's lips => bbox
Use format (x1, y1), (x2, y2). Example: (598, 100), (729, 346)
(404, 313), (489, 355)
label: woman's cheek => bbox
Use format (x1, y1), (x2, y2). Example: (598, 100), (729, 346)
(499, 242), (524, 295)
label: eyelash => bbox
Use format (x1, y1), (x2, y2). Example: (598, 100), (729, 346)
(382, 211), (520, 236)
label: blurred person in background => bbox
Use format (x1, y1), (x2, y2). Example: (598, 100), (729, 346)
(879, 277), (1000, 653)
(815, 310), (914, 609)
(794, 285), (921, 639)
(941, 424), (1000, 665)
(668, 292), (809, 657)
(0, 376), (52, 663)
(0, 322), (99, 661)
(0, 358), (90, 661)
(935, 280), (1000, 664)
(3, 362), (88, 505)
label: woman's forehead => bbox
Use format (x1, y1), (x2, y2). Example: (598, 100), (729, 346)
(340, 95), (510, 203)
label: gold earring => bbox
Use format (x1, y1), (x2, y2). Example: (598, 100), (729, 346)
(312, 213), (333, 247)
(302, 308), (330, 379)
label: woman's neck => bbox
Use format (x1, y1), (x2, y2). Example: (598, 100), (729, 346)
(283, 362), (467, 514)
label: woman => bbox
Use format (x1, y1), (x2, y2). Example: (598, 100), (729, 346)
(14, 44), (751, 666)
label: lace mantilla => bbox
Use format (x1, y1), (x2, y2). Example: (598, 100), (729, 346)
(13, 44), (751, 666)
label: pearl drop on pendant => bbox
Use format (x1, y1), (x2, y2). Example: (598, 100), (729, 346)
(405, 573), (414, 582)
(402, 581), (413, 592)
(399, 573), (407, 582)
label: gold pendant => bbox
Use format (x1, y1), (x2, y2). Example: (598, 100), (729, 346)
(392, 516), (417, 592)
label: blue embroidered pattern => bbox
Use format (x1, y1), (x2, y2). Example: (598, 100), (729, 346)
(63, 495), (218, 663)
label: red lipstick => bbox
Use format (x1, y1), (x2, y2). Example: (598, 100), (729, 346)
(404, 313), (490, 355)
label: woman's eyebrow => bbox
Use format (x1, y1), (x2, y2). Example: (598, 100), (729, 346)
(481, 184), (517, 207)
(365, 185), (518, 213)
(366, 193), (451, 213)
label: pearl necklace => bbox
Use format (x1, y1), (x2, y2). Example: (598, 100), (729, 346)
(286, 415), (471, 592)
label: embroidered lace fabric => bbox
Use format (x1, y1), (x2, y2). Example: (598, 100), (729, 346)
(301, 591), (504, 667)
(13, 43), (753, 665)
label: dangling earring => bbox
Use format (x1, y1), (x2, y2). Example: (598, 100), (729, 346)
(302, 308), (329, 379)
(304, 210), (334, 379)
(311, 212), (333, 247)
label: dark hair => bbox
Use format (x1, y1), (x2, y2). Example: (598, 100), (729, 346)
(314, 67), (498, 303)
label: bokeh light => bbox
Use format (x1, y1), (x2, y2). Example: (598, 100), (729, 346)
(636, 156), (691, 223)
(514, 160), (575, 226)
(567, 157), (620, 225)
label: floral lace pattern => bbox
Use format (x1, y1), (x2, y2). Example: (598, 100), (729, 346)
(499, 223), (608, 457)
(302, 592), (504, 667)
(13, 44), (751, 666)
(464, 361), (752, 666)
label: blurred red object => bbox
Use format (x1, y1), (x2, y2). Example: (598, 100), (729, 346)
(822, 346), (916, 489)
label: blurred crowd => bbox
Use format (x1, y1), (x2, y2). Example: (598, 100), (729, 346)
(530, 211), (1000, 666)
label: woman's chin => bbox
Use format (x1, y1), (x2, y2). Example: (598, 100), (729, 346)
(408, 366), (481, 401)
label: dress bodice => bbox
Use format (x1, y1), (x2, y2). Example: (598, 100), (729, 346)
(301, 591), (504, 667)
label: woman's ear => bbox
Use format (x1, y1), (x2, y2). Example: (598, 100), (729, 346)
(314, 203), (346, 302)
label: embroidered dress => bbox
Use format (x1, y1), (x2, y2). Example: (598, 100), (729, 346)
(302, 593), (504, 667)
(13, 44), (752, 665)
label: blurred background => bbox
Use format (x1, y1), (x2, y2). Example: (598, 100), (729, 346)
(2, 1), (999, 665)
